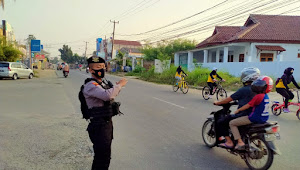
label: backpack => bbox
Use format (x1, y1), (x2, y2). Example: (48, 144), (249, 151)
(78, 78), (99, 120)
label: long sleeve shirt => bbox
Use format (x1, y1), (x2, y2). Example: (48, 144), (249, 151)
(83, 80), (122, 108)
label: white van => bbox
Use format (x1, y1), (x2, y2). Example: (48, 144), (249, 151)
(0, 62), (34, 80)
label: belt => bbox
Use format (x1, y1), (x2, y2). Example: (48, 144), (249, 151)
(90, 117), (112, 123)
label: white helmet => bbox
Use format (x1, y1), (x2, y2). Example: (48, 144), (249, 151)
(241, 67), (260, 83)
(213, 67), (217, 71)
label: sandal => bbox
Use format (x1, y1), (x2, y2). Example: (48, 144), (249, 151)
(235, 144), (246, 150)
(218, 143), (234, 149)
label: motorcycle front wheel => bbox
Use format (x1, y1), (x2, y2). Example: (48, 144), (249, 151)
(245, 136), (274, 170)
(202, 119), (216, 148)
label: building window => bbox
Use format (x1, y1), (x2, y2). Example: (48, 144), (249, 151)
(260, 53), (274, 62)
(239, 54), (244, 62)
(298, 53), (300, 58)
(228, 55), (234, 62)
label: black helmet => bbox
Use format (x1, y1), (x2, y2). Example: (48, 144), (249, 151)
(241, 67), (260, 83)
(251, 79), (267, 94)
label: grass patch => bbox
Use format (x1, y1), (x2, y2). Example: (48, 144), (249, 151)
(125, 65), (242, 91)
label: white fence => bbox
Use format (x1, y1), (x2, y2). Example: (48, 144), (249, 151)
(201, 61), (300, 80)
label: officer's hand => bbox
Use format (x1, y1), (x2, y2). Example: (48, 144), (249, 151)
(213, 101), (219, 105)
(117, 78), (128, 87)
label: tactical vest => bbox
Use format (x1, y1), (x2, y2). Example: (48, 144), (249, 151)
(79, 78), (122, 120)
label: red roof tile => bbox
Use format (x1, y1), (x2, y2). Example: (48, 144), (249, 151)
(196, 26), (242, 48)
(256, 45), (286, 51)
(114, 40), (142, 46)
(197, 14), (300, 48)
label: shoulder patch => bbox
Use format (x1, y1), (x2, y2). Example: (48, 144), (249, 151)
(92, 82), (99, 86)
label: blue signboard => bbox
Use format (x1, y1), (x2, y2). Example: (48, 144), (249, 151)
(96, 38), (102, 52)
(31, 40), (41, 52)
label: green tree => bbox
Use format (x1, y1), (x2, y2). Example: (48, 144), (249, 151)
(58, 45), (73, 63)
(26, 34), (36, 45)
(50, 57), (59, 64)
(142, 39), (196, 61)
(0, 45), (22, 61)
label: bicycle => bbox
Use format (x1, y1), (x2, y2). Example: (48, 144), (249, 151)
(271, 89), (300, 120)
(172, 75), (189, 94)
(202, 81), (227, 101)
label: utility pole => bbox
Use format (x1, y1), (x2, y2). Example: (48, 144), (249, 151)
(84, 41), (89, 65)
(110, 20), (119, 60)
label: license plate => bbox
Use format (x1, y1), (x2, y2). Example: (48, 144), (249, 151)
(265, 134), (276, 141)
(275, 133), (280, 140)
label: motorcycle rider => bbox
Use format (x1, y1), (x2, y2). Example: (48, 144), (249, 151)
(63, 63), (70, 76)
(214, 67), (260, 148)
(229, 76), (273, 150)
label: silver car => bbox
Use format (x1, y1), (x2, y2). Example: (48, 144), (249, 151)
(0, 62), (34, 80)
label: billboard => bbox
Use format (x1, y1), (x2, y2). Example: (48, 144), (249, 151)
(31, 40), (41, 52)
(35, 54), (45, 60)
(96, 38), (102, 52)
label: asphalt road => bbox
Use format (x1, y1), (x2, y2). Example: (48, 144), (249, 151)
(0, 69), (299, 170)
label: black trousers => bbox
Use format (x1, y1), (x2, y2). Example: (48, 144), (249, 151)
(207, 82), (217, 95)
(87, 120), (113, 170)
(216, 112), (248, 138)
(276, 88), (294, 108)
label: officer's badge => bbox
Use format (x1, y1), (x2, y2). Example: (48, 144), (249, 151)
(92, 57), (99, 63)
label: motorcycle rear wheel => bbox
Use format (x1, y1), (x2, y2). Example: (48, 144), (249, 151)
(245, 136), (274, 170)
(202, 119), (216, 148)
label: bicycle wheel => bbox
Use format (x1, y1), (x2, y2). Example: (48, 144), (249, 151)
(172, 79), (179, 92)
(271, 103), (281, 116)
(202, 86), (210, 100)
(181, 81), (189, 94)
(216, 88), (227, 101)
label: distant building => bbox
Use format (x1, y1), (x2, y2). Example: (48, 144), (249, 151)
(1, 20), (16, 44)
(174, 14), (300, 80)
(98, 39), (142, 61)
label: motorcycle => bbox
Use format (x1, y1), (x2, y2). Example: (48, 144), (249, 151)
(202, 102), (281, 170)
(63, 71), (69, 78)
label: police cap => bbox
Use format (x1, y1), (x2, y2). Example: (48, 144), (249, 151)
(87, 55), (106, 64)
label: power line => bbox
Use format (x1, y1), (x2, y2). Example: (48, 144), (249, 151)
(141, 0), (291, 43)
(117, 0), (231, 36)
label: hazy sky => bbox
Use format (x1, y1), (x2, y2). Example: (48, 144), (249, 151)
(1, 0), (300, 58)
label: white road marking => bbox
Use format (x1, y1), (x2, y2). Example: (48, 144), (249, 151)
(152, 97), (185, 109)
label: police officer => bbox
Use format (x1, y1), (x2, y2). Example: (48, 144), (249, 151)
(83, 55), (127, 170)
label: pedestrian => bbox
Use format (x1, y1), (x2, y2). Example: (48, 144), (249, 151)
(80, 55), (127, 170)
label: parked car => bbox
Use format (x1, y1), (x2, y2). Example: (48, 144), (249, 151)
(0, 62), (34, 80)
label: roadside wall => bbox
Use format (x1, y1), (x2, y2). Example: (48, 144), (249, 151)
(202, 61), (300, 80)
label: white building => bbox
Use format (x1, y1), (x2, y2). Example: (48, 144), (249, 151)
(174, 14), (300, 80)
(98, 39), (142, 61)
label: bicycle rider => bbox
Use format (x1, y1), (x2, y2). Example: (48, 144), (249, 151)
(175, 65), (187, 85)
(214, 67), (260, 148)
(275, 67), (300, 113)
(207, 67), (225, 99)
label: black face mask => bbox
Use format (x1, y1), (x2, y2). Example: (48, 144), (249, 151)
(92, 69), (105, 79)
